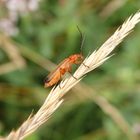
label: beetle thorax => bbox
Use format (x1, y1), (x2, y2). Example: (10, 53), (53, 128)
(69, 54), (83, 64)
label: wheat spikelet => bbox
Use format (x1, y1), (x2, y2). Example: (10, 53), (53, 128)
(3, 11), (140, 140)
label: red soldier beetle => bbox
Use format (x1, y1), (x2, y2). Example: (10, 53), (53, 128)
(44, 26), (86, 88)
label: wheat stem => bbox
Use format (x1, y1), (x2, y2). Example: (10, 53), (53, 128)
(3, 11), (140, 140)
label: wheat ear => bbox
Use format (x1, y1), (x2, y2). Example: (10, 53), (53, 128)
(4, 11), (140, 140)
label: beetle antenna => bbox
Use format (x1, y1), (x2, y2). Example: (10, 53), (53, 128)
(76, 25), (85, 55)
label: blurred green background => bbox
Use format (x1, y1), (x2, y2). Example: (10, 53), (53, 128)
(0, 0), (140, 140)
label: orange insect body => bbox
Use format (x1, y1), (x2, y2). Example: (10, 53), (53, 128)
(44, 54), (83, 88)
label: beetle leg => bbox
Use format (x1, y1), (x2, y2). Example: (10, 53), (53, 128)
(59, 83), (62, 89)
(72, 74), (78, 80)
(67, 66), (78, 80)
(68, 71), (78, 80)
(82, 62), (90, 68)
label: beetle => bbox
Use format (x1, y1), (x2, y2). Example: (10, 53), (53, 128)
(44, 27), (85, 88)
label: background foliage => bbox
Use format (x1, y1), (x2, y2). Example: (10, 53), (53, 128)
(0, 0), (140, 140)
